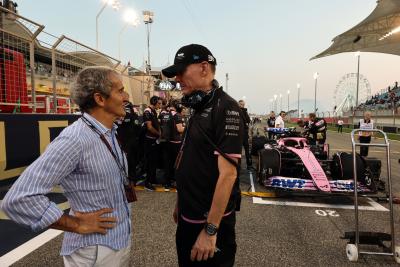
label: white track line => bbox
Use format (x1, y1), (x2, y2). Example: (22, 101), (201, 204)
(0, 229), (63, 266)
(249, 172), (388, 211)
(249, 171), (258, 204)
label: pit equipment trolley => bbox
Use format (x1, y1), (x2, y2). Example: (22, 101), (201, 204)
(345, 129), (399, 263)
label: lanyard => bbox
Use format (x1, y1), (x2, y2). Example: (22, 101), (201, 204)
(81, 116), (128, 182)
(81, 115), (133, 228)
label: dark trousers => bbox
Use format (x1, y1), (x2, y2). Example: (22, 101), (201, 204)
(144, 137), (158, 185)
(243, 131), (252, 167)
(124, 143), (139, 180)
(338, 125), (343, 133)
(176, 213), (237, 267)
(359, 136), (371, 157)
(163, 142), (181, 185)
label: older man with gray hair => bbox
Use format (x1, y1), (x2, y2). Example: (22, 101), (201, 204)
(1, 66), (132, 266)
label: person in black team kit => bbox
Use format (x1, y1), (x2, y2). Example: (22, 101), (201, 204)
(143, 96), (162, 191)
(306, 113), (327, 145)
(162, 44), (243, 267)
(267, 111), (276, 139)
(159, 100), (185, 190)
(238, 100), (252, 169)
(116, 96), (141, 181)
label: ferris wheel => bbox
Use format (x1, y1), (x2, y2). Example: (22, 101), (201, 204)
(334, 73), (371, 115)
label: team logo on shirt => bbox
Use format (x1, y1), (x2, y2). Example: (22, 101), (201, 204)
(226, 110), (239, 116)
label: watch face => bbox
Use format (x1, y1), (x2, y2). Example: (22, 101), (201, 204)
(205, 223), (218, 236)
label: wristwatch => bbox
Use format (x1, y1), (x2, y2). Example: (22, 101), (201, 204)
(204, 223), (218, 236)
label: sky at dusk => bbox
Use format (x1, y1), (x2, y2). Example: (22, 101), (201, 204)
(18, 0), (400, 114)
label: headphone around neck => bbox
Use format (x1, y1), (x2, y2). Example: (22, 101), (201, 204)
(181, 79), (219, 110)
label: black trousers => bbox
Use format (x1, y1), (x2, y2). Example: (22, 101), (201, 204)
(243, 131), (252, 167)
(144, 138), (158, 184)
(163, 142), (181, 185)
(176, 213), (236, 267)
(124, 142), (139, 180)
(359, 136), (371, 157)
(337, 125), (343, 133)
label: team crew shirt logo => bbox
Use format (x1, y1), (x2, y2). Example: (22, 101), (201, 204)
(175, 87), (243, 220)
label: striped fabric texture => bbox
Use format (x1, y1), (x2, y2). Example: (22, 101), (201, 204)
(1, 113), (131, 255)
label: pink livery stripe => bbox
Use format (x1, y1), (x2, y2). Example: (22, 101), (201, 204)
(214, 151), (242, 158)
(181, 211), (233, 224)
(285, 146), (331, 192)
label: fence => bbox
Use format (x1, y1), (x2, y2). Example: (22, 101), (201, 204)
(0, 6), (155, 114)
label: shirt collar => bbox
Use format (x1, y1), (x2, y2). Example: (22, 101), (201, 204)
(82, 113), (118, 135)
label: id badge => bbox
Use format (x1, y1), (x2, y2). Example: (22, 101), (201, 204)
(124, 182), (137, 203)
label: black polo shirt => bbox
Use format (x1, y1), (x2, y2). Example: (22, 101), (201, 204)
(171, 111), (183, 142)
(175, 88), (243, 220)
(143, 106), (160, 139)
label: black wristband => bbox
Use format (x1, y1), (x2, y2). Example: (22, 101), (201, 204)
(204, 223), (218, 236)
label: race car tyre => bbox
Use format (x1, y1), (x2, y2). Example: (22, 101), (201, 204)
(395, 246), (400, 264)
(332, 152), (365, 181)
(257, 148), (281, 184)
(346, 244), (358, 262)
(251, 135), (268, 156)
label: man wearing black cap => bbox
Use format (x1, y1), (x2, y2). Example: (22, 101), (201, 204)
(163, 44), (243, 267)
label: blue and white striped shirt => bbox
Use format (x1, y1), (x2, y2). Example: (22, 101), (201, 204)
(1, 113), (131, 255)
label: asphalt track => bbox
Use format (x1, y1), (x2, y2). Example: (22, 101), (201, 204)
(0, 130), (399, 266)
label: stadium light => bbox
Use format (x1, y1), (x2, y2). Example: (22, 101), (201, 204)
(313, 72), (319, 113)
(297, 83), (300, 118)
(143, 10), (154, 73)
(96, 0), (121, 50)
(269, 99), (272, 112)
(119, 8), (140, 60)
(123, 8), (139, 25)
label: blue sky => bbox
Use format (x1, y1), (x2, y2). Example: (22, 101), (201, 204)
(18, 0), (400, 114)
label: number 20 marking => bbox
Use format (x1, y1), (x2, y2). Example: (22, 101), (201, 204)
(315, 210), (340, 217)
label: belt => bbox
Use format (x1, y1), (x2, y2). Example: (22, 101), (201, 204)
(181, 211), (233, 224)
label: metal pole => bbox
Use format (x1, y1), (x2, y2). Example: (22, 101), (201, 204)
(355, 54), (360, 108)
(386, 139), (396, 255)
(30, 42), (36, 113)
(51, 48), (57, 113)
(352, 137), (359, 252)
(393, 102), (395, 126)
(118, 24), (128, 60)
(314, 78), (317, 113)
(287, 92), (289, 111)
(51, 36), (65, 113)
(298, 86), (300, 118)
(96, 3), (107, 50)
(225, 73), (229, 93)
(146, 22), (151, 74)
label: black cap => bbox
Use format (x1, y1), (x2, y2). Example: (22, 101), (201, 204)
(162, 44), (217, 78)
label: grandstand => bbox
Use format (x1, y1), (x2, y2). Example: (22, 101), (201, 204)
(0, 5), (179, 114)
(357, 82), (400, 111)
